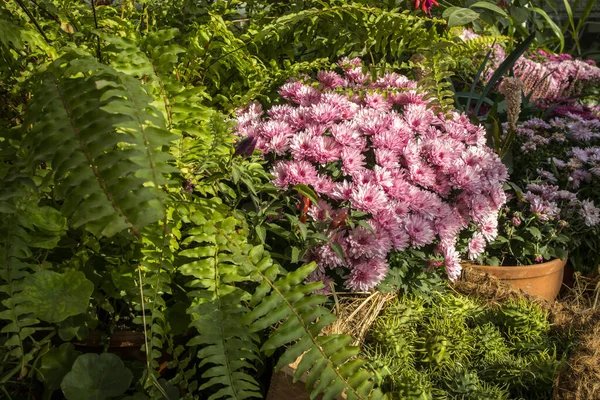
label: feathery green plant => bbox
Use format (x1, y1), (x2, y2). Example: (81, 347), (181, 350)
(364, 291), (567, 399)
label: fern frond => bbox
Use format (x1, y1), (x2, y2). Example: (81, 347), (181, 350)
(245, 263), (389, 400)
(181, 211), (263, 400)
(180, 203), (387, 399)
(22, 52), (176, 238)
(418, 46), (456, 115)
(251, 2), (445, 62)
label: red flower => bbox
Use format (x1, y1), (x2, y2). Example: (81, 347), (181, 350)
(299, 195), (311, 224)
(415, 0), (439, 15)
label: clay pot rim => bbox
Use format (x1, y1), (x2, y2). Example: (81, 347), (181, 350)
(463, 258), (567, 280)
(74, 330), (146, 348)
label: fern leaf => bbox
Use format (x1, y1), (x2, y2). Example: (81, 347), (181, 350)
(181, 211), (263, 400)
(22, 53), (176, 238)
(245, 263), (389, 400)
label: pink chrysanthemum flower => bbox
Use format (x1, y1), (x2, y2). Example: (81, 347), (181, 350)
(265, 132), (290, 155)
(442, 245), (462, 281)
(288, 107), (311, 129)
(346, 225), (381, 258)
(279, 81), (303, 102)
(342, 147), (367, 176)
(404, 213), (436, 248)
(479, 215), (499, 242)
(288, 160), (319, 186)
(331, 122), (365, 149)
(409, 162), (437, 189)
(375, 148), (399, 169)
(331, 180), (354, 201)
(312, 136), (342, 164)
(467, 232), (487, 260)
(313, 175), (336, 196)
(350, 183), (389, 214)
(581, 199), (600, 226)
(308, 199), (334, 222)
(356, 109), (392, 135)
(365, 92), (392, 112)
(344, 257), (388, 291)
(271, 161), (291, 187)
(404, 103), (434, 132)
(345, 67), (370, 85)
(267, 104), (294, 121)
(311, 242), (345, 270)
(311, 102), (340, 125)
(295, 85), (322, 106)
(317, 71), (345, 89)
(290, 130), (316, 160)
(436, 210), (465, 247)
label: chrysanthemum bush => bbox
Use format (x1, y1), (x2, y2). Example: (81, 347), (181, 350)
(235, 58), (508, 291)
(477, 182), (595, 266)
(514, 115), (600, 200)
(509, 114), (600, 271)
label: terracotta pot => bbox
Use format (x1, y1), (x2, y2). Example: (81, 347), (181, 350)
(465, 258), (567, 302)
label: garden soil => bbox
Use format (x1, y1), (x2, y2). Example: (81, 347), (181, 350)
(455, 268), (600, 400)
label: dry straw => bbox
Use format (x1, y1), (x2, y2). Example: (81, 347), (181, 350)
(323, 283), (397, 346)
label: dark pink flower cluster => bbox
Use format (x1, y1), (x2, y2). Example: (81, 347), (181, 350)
(536, 98), (600, 122)
(235, 58), (508, 291)
(459, 31), (600, 100)
(513, 54), (600, 99)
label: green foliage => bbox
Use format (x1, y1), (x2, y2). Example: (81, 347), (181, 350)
(364, 291), (566, 399)
(3, 0), (544, 398)
(249, 1), (446, 63)
(419, 45), (457, 114)
(61, 353), (134, 400)
(246, 264), (388, 400)
(497, 298), (550, 340)
(22, 52), (175, 238)
(378, 250), (445, 297)
(37, 343), (81, 395)
(21, 270), (93, 323)
(1, 2), (400, 398)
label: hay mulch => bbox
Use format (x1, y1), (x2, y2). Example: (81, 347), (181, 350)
(453, 268), (600, 400)
(323, 289), (397, 346)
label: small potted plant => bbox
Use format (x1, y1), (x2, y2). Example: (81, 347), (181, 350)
(462, 182), (599, 301)
(510, 113), (600, 274)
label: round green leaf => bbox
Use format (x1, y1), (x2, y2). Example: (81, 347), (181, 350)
(21, 270), (94, 323)
(61, 353), (133, 400)
(38, 343), (81, 393)
(447, 8), (480, 28)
